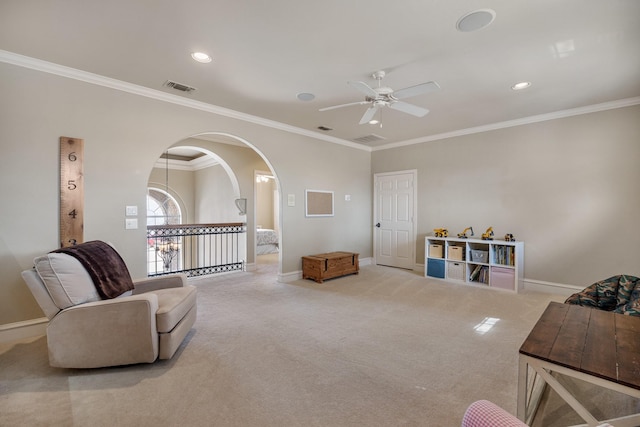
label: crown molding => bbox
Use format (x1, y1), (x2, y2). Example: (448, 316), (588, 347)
(3, 50), (637, 154)
(373, 96), (640, 151)
(0, 50), (370, 152)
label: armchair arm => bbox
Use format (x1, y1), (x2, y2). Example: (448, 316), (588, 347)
(132, 273), (187, 295)
(47, 294), (159, 368)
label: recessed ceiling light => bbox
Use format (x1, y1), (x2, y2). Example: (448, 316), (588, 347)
(456, 9), (496, 32)
(511, 81), (532, 90)
(368, 119), (380, 125)
(297, 92), (315, 101)
(191, 52), (212, 63)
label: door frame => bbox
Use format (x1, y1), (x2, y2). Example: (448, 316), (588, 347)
(373, 169), (418, 269)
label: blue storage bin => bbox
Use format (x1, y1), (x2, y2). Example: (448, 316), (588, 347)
(427, 258), (445, 278)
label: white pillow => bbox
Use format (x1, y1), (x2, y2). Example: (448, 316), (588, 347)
(34, 253), (101, 309)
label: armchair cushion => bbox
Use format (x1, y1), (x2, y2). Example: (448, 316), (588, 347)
(154, 286), (197, 333)
(34, 252), (101, 310)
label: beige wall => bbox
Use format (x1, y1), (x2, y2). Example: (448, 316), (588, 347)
(372, 105), (640, 286)
(256, 179), (276, 229)
(0, 61), (372, 324)
(194, 164), (236, 223)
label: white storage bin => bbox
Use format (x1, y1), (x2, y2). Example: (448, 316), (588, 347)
(447, 262), (466, 281)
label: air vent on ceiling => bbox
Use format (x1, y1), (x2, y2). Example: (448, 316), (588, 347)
(352, 134), (386, 144)
(164, 80), (197, 93)
(317, 126), (333, 131)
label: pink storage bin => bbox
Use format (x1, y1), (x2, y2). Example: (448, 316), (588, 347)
(490, 266), (515, 290)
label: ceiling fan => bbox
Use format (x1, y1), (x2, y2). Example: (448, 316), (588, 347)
(320, 71), (440, 125)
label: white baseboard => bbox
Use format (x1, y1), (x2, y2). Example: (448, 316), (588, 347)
(0, 317), (48, 344)
(359, 257), (373, 266)
(278, 270), (301, 283)
(273, 259), (581, 297)
(522, 279), (582, 296)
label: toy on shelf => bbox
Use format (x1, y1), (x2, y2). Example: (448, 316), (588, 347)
(433, 228), (449, 238)
(481, 227), (494, 240)
(504, 233), (515, 241)
(457, 227), (474, 238)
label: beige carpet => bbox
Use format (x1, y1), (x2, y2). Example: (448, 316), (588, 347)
(1, 261), (637, 426)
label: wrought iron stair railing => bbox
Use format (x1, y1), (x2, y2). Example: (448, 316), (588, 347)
(147, 222), (246, 277)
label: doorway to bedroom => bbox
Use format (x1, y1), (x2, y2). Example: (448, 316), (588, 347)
(255, 170), (280, 267)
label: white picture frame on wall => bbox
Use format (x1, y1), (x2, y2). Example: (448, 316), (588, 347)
(305, 190), (334, 217)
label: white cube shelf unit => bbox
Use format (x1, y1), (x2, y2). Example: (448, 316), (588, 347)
(425, 237), (524, 292)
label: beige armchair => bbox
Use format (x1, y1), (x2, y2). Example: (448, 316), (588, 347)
(22, 243), (197, 369)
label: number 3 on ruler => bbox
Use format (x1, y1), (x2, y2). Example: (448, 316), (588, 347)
(60, 137), (84, 248)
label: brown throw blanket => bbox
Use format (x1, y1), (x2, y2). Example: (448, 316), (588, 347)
(54, 240), (134, 299)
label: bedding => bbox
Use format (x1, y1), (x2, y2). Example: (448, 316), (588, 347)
(256, 228), (279, 255)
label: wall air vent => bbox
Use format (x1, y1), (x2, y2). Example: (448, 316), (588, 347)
(352, 134), (386, 144)
(164, 80), (197, 93)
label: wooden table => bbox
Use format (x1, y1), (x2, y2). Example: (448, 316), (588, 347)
(517, 302), (640, 426)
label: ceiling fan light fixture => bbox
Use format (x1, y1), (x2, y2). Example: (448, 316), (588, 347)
(511, 81), (532, 90)
(191, 52), (212, 63)
(456, 9), (496, 32)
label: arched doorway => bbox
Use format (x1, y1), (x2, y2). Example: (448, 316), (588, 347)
(147, 133), (281, 276)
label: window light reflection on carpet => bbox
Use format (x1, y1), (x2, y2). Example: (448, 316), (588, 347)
(473, 317), (500, 334)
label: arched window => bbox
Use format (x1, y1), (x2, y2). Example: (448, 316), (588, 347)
(147, 188), (182, 275)
(147, 188), (181, 226)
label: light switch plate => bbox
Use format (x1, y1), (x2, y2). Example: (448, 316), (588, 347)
(125, 205), (138, 216)
(287, 194), (295, 207)
(125, 218), (138, 229)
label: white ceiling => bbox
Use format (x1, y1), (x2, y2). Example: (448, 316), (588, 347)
(1, 0), (639, 148)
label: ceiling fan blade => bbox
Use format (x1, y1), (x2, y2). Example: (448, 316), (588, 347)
(393, 81), (440, 99)
(348, 81), (379, 98)
(389, 101), (429, 117)
(319, 101), (368, 112)
(359, 106), (379, 124)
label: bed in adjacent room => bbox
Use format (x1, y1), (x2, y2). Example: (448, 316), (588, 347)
(256, 228), (279, 255)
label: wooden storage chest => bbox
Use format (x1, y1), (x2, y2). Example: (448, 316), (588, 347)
(302, 251), (359, 283)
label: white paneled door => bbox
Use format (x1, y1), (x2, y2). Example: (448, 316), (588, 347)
(374, 171), (416, 269)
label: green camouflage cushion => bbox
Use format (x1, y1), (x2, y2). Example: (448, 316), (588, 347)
(565, 275), (640, 316)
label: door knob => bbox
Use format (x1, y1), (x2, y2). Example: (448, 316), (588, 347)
(375, 223), (381, 228)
